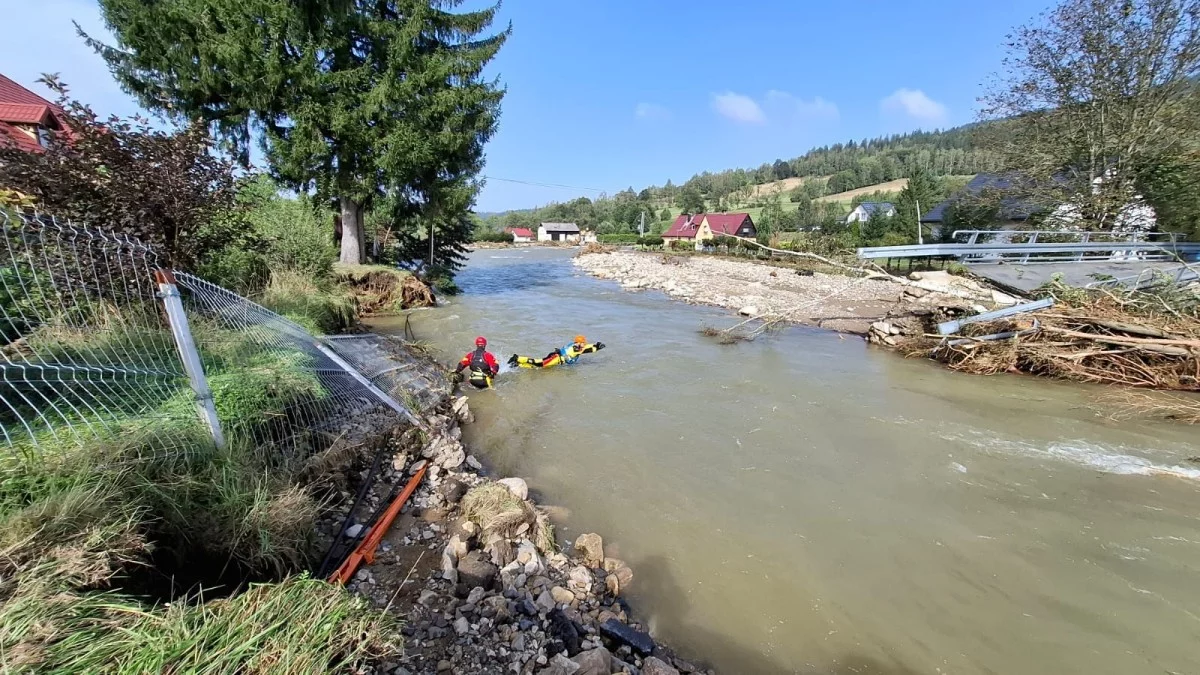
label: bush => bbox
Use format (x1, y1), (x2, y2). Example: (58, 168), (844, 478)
(259, 272), (357, 334)
(473, 231), (515, 243)
(597, 234), (665, 246)
(197, 247), (271, 295)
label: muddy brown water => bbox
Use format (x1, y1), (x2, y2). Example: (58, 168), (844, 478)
(370, 248), (1200, 675)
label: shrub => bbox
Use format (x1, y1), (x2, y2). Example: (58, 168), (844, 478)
(473, 231), (514, 243)
(259, 272), (357, 334)
(197, 247), (271, 295)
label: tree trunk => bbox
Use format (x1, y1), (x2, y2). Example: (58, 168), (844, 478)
(340, 197), (363, 265)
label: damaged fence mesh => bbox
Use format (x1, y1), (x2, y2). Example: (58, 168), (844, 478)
(1, 209), (407, 462)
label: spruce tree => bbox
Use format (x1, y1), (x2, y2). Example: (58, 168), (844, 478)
(86, 0), (508, 266)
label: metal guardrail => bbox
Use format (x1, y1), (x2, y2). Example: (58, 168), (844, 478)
(857, 240), (1200, 263)
(1083, 263), (1200, 290)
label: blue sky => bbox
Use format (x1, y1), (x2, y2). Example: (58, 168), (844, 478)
(2, 0), (1052, 212)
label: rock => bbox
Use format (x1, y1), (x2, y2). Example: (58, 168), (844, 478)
(641, 656), (680, 675)
(454, 616), (471, 636)
(391, 453), (408, 472)
(599, 619), (654, 655)
(567, 566), (593, 594)
(467, 586), (486, 605)
(488, 537), (516, 567)
(466, 454), (483, 470)
(605, 575), (620, 596)
(447, 535), (469, 561)
(536, 589), (556, 613)
(518, 597), (539, 616)
(441, 549), (458, 584)
(672, 657), (699, 673)
(601, 558), (626, 573)
(573, 533), (604, 567)
(497, 477), (529, 500)
(437, 445), (466, 469)
(437, 660), (452, 672)
(344, 523), (365, 539)
(971, 304), (988, 314)
(440, 477), (469, 504)
(571, 647), (612, 675)
(410, 459), (428, 474)
(457, 551), (499, 590)
(738, 305), (758, 317)
(550, 586), (575, 605)
(547, 608), (583, 656)
(512, 633), (527, 651)
(539, 653), (580, 675)
(418, 590), (439, 607)
(991, 289), (1019, 306)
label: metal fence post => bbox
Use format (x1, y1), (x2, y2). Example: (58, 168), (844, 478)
(155, 269), (226, 449)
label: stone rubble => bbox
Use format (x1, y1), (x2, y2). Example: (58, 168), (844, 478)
(574, 250), (1019, 340)
(319, 394), (716, 675)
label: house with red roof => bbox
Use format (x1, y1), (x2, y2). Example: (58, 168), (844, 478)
(662, 213), (756, 248)
(505, 227), (534, 243)
(0, 73), (66, 153)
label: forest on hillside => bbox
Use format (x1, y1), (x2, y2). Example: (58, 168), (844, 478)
(479, 125), (1002, 237)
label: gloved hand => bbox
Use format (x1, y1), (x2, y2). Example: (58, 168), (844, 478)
(595, 342), (606, 350)
(449, 370), (463, 384)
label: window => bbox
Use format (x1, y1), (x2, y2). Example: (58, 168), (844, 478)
(37, 127), (52, 148)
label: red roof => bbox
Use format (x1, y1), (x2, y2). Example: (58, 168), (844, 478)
(662, 213), (752, 238)
(506, 227), (534, 238)
(0, 73), (66, 153)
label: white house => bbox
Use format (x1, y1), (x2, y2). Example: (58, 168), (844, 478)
(844, 202), (896, 224)
(538, 222), (581, 242)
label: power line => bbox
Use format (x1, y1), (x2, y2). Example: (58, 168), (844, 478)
(481, 175), (607, 193)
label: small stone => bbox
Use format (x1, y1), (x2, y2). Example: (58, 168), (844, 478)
(467, 586), (486, 605)
(518, 597), (539, 616)
(512, 633), (526, 651)
(567, 566), (593, 593)
(418, 590), (439, 607)
(536, 589), (556, 613)
(536, 654), (549, 666)
(466, 454), (483, 470)
(437, 660), (452, 672)
(573, 533), (604, 567)
(454, 616), (470, 636)
(410, 459), (428, 474)
(488, 538), (516, 567)
(391, 454), (408, 472)
(550, 586), (575, 605)
(344, 523), (365, 539)
(673, 657), (699, 673)
(354, 568), (370, 582)
(496, 477), (529, 500)
(738, 305), (758, 317)
(441, 549), (458, 584)
(540, 652), (581, 675)
(640, 656), (680, 675)
(601, 558), (626, 573)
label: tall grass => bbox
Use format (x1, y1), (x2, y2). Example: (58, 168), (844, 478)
(259, 271), (357, 334)
(0, 574), (400, 674)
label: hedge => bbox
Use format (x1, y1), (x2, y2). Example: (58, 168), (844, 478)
(473, 231), (514, 243)
(597, 234), (664, 246)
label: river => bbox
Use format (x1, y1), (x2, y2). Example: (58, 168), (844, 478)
(370, 248), (1200, 675)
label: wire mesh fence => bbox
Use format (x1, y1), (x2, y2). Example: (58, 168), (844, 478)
(0, 209), (411, 463)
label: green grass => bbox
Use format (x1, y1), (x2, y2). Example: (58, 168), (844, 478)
(0, 574), (400, 674)
(259, 271), (357, 334)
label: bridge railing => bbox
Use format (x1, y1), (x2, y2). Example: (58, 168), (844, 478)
(858, 230), (1200, 264)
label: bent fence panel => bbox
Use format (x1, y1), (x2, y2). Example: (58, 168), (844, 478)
(1, 210), (411, 464)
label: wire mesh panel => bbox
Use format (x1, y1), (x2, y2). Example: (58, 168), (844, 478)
(172, 272), (407, 461)
(0, 211), (200, 456)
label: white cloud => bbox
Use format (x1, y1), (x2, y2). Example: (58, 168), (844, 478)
(711, 92), (765, 124)
(634, 102), (671, 120)
(765, 90), (839, 120)
(880, 88), (948, 124)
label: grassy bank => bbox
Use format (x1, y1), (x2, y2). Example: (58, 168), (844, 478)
(0, 318), (401, 672)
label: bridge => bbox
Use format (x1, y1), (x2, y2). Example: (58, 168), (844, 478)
(857, 230), (1200, 294)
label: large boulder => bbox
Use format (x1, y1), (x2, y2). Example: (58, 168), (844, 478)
(496, 477), (529, 500)
(537, 653), (580, 675)
(573, 533), (604, 567)
(456, 551), (498, 591)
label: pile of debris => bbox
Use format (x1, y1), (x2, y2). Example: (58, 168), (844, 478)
(908, 291), (1200, 393)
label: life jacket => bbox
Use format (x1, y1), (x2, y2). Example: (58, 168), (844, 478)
(559, 343), (583, 365)
(468, 347), (491, 374)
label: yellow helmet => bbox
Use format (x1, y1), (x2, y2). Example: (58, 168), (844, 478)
(574, 334), (587, 345)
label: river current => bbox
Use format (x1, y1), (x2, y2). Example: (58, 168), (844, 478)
(370, 248), (1200, 675)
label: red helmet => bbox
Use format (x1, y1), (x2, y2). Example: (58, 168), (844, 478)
(475, 336), (487, 347)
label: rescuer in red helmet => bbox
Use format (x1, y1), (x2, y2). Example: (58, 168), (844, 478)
(455, 336), (500, 389)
